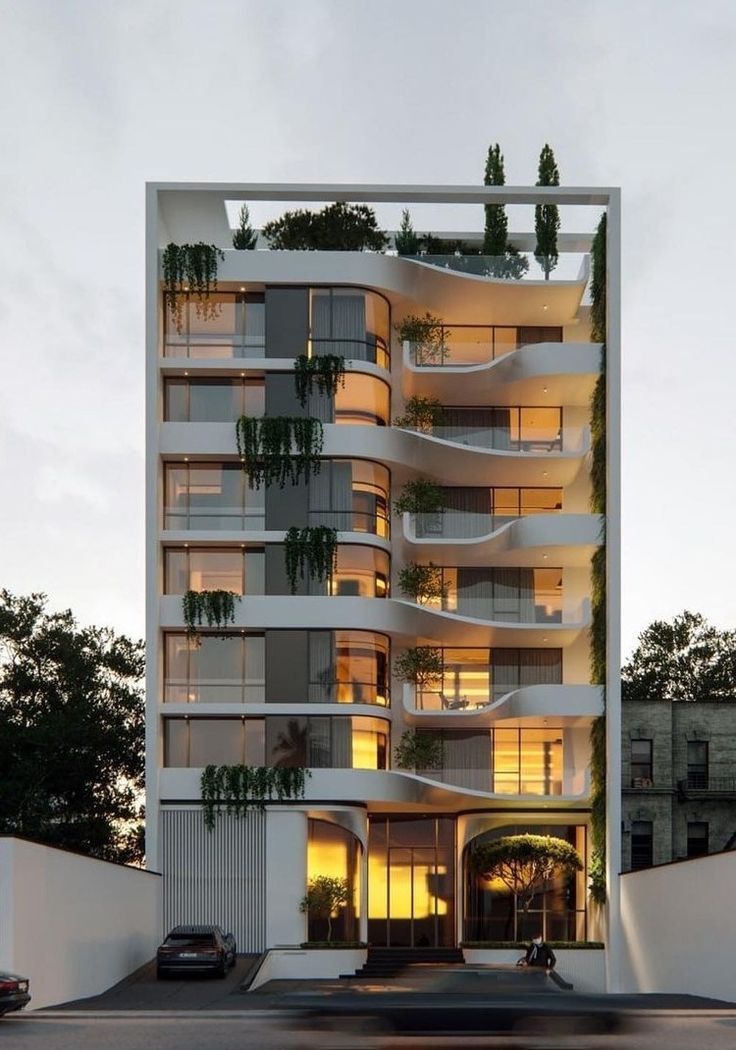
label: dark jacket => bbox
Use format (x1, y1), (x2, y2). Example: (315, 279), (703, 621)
(525, 941), (556, 969)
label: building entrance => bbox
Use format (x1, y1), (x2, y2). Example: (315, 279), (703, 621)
(367, 815), (455, 947)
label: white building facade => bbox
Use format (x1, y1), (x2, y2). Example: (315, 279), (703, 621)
(145, 184), (621, 979)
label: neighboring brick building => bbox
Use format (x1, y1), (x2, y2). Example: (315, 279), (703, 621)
(622, 699), (736, 870)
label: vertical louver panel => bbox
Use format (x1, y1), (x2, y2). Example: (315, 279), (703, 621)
(161, 808), (267, 951)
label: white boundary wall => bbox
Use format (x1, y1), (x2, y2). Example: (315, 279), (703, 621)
(250, 947), (367, 990)
(0, 837), (160, 1010)
(620, 852), (736, 1001)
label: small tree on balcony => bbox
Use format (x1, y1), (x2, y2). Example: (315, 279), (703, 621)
(395, 209), (421, 256)
(398, 563), (447, 606)
(470, 834), (582, 916)
(393, 396), (445, 434)
(232, 204), (258, 250)
(534, 144), (561, 280)
(394, 729), (444, 773)
(394, 646), (445, 688)
(393, 479), (446, 517)
(300, 876), (350, 943)
(394, 312), (449, 365)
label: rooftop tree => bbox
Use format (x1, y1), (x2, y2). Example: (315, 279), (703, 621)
(482, 143), (529, 279)
(534, 144), (561, 279)
(232, 203), (258, 249)
(262, 202), (388, 252)
(395, 209), (421, 255)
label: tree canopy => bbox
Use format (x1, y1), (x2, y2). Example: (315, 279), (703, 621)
(470, 833), (582, 912)
(534, 144), (561, 279)
(622, 610), (736, 702)
(0, 590), (145, 863)
(300, 875), (350, 941)
(262, 202), (388, 251)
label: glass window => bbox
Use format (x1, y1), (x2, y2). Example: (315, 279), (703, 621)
(163, 633), (265, 704)
(352, 716), (388, 769)
(309, 630), (389, 706)
(164, 378), (265, 422)
(163, 292), (266, 359)
(687, 741), (708, 788)
(308, 459), (390, 538)
(631, 739), (653, 785)
(310, 288), (390, 369)
(335, 373), (390, 426)
(687, 822), (709, 859)
(492, 728), (563, 795)
(307, 820), (361, 942)
(164, 718), (189, 766)
(631, 820), (653, 870)
(324, 546), (390, 598)
(163, 548), (264, 595)
(189, 719), (244, 766)
(164, 463), (264, 531)
(519, 408), (563, 450)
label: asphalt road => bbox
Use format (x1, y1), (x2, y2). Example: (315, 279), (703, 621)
(4, 1012), (736, 1050)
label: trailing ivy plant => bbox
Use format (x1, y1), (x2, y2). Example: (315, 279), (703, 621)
(588, 211), (607, 905)
(284, 526), (338, 594)
(393, 478), (446, 516)
(200, 764), (311, 830)
(182, 589), (240, 633)
(235, 416), (324, 488)
(398, 562), (447, 606)
(294, 354), (346, 408)
(395, 312), (449, 365)
(163, 242), (225, 333)
(394, 646), (445, 688)
(393, 396), (445, 434)
(232, 203), (258, 249)
(394, 729), (444, 773)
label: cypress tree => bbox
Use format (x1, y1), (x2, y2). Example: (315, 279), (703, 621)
(395, 208), (420, 255)
(483, 144), (507, 257)
(534, 144), (561, 279)
(232, 203), (258, 250)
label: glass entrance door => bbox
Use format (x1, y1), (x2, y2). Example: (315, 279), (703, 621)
(368, 816), (455, 946)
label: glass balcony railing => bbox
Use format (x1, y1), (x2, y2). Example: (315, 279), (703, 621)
(402, 252), (588, 282)
(412, 510), (554, 540)
(401, 424), (586, 454)
(416, 767), (564, 796)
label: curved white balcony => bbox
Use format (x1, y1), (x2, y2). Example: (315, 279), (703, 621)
(196, 250), (588, 328)
(402, 340), (602, 407)
(160, 423), (589, 487)
(159, 766), (592, 808)
(158, 595), (589, 646)
(403, 512), (603, 567)
(402, 682), (603, 724)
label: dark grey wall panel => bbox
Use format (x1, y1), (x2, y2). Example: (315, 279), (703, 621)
(266, 544), (308, 596)
(265, 372), (304, 418)
(265, 479), (309, 531)
(265, 630), (309, 701)
(265, 287), (308, 359)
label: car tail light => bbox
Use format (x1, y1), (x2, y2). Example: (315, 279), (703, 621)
(0, 980), (19, 992)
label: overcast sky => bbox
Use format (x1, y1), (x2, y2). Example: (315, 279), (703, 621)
(1, 0), (734, 657)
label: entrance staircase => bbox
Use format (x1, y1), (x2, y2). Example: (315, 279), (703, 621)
(346, 946), (465, 979)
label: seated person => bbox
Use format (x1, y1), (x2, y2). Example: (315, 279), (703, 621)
(516, 933), (556, 972)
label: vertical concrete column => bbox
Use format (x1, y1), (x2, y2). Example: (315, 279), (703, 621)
(265, 808), (308, 946)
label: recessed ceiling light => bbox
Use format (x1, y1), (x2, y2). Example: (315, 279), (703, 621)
(543, 304), (548, 311)
(543, 471), (549, 477)
(543, 386), (548, 393)
(240, 286), (246, 292)
(543, 554), (548, 559)
(184, 456), (189, 462)
(184, 371), (189, 377)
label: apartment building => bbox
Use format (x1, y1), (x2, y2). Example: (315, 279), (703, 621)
(623, 699), (736, 870)
(145, 183), (620, 972)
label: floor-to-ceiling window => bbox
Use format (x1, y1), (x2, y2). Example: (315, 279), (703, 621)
(306, 819), (362, 942)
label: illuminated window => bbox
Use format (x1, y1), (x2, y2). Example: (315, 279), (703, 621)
(306, 819), (361, 941)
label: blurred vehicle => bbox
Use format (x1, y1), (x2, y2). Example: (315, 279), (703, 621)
(0, 973), (31, 1017)
(156, 925), (236, 978)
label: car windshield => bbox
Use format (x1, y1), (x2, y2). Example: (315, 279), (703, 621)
(164, 933), (216, 947)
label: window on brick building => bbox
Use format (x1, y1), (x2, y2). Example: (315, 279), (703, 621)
(687, 741), (708, 789)
(630, 739), (653, 786)
(687, 821), (709, 858)
(630, 820), (653, 870)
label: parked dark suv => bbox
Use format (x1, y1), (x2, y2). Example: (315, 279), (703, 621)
(156, 925), (237, 978)
(0, 973), (31, 1017)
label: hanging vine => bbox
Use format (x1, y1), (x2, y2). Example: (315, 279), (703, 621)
(162, 242), (225, 334)
(182, 589), (240, 633)
(200, 764), (311, 830)
(294, 354), (346, 408)
(284, 526), (338, 594)
(588, 212), (607, 905)
(235, 416), (324, 488)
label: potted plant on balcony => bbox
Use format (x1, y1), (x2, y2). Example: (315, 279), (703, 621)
(393, 479), (445, 517)
(393, 396), (445, 434)
(394, 729), (444, 774)
(398, 562), (447, 606)
(394, 312), (449, 365)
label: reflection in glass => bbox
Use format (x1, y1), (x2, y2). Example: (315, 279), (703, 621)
(308, 631), (389, 706)
(164, 716), (266, 765)
(164, 463), (265, 530)
(307, 820), (361, 941)
(422, 567), (562, 623)
(164, 633), (265, 703)
(164, 548), (265, 595)
(164, 378), (265, 422)
(164, 292), (266, 359)
(310, 288), (390, 369)
(308, 459), (390, 538)
(416, 648), (563, 710)
(265, 716), (389, 769)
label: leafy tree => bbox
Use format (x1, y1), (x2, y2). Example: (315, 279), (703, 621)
(470, 834), (582, 914)
(232, 203), (258, 249)
(394, 729), (444, 772)
(395, 209), (420, 255)
(0, 590), (145, 863)
(398, 563), (448, 606)
(534, 144), (561, 279)
(393, 478), (446, 516)
(394, 312), (449, 365)
(300, 875), (350, 942)
(483, 143), (529, 279)
(622, 611), (736, 702)
(394, 646), (445, 688)
(262, 202), (388, 252)
(393, 395), (445, 433)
